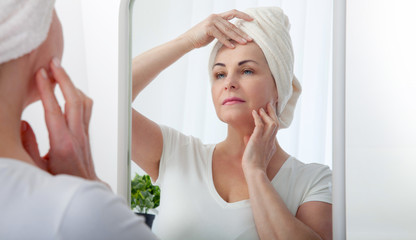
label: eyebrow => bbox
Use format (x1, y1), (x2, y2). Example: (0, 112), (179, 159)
(212, 60), (259, 69)
(213, 63), (225, 69)
(238, 60), (258, 66)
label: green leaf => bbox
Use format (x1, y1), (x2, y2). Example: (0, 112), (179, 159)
(130, 173), (161, 212)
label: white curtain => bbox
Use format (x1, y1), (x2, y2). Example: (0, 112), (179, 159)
(131, 0), (333, 176)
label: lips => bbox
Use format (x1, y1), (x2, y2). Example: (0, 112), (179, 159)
(222, 97), (246, 105)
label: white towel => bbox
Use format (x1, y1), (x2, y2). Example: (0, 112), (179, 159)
(208, 7), (301, 129)
(0, 0), (56, 65)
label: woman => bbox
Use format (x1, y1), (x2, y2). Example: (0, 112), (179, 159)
(0, 0), (155, 238)
(132, 7), (332, 239)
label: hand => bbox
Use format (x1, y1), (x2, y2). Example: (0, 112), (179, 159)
(21, 58), (98, 181)
(181, 9), (253, 49)
(20, 120), (48, 171)
(242, 102), (279, 174)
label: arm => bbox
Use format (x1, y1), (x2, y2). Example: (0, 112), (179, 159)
(131, 36), (194, 180)
(131, 9), (253, 180)
(242, 103), (332, 240)
(245, 169), (332, 240)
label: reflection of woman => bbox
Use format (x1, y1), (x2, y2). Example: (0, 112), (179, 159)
(132, 7), (332, 240)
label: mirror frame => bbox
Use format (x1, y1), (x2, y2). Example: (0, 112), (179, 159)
(118, 0), (346, 238)
(332, 0), (346, 238)
(118, 0), (134, 204)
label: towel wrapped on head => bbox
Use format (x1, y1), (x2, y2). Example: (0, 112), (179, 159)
(208, 7), (301, 129)
(0, 0), (56, 65)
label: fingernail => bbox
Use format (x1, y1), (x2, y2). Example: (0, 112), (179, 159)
(40, 68), (48, 79)
(260, 108), (265, 112)
(52, 57), (61, 68)
(230, 43), (235, 48)
(21, 121), (27, 132)
(241, 38), (247, 44)
(247, 36), (253, 41)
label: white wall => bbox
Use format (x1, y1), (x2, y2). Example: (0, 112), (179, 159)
(346, 0), (416, 239)
(22, 0), (121, 191)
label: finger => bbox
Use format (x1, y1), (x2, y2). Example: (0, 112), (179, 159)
(77, 89), (93, 133)
(209, 27), (235, 48)
(20, 121), (47, 171)
(251, 109), (264, 138)
(50, 58), (84, 134)
(267, 102), (280, 131)
(215, 18), (250, 45)
(50, 58), (78, 97)
(36, 68), (68, 144)
(259, 108), (278, 139)
(219, 9), (253, 22)
(267, 142), (277, 160)
(219, 9), (253, 41)
(267, 102), (279, 122)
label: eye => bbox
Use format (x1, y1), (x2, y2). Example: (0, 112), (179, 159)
(243, 69), (253, 75)
(215, 72), (226, 79)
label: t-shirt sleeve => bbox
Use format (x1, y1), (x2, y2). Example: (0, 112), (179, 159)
(153, 125), (189, 186)
(302, 165), (332, 205)
(59, 182), (157, 240)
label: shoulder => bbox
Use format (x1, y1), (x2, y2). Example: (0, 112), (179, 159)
(0, 157), (90, 196)
(159, 124), (213, 154)
(283, 157), (332, 183)
(276, 157), (332, 206)
(0, 159), (155, 239)
(156, 125), (214, 186)
(59, 177), (156, 238)
(59, 178), (123, 220)
(159, 124), (204, 146)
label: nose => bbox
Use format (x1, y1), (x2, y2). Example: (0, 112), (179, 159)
(224, 74), (238, 90)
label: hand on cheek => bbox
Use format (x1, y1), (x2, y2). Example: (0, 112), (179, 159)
(29, 57), (97, 180)
(242, 102), (279, 174)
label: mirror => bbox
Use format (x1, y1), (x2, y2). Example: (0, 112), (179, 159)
(130, 1), (334, 169)
(120, 0), (345, 238)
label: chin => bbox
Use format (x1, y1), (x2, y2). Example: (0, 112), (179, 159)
(218, 110), (253, 126)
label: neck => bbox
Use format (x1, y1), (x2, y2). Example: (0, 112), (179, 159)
(0, 58), (37, 166)
(218, 123), (289, 163)
(221, 125), (252, 158)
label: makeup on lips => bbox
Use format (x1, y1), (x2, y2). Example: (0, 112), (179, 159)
(222, 97), (246, 105)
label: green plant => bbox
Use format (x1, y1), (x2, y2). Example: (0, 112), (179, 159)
(131, 173), (160, 214)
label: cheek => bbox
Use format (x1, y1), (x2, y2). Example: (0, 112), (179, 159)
(52, 31), (64, 60)
(53, 12), (64, 58)
(211, 84), (221, 105)
(249, 82), (277, 108)
(264, 77), (278, 101)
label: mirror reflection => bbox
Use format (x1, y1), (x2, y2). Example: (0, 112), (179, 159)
(131, 1), (333, 239)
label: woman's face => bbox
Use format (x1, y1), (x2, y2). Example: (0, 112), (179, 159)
(211, 42), (278, 126)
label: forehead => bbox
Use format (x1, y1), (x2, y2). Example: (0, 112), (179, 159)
(214, 41), (268, 65)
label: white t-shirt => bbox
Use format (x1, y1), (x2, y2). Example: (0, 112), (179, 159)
(153, 125), (332, 240)
(0, 158), (157, 240)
